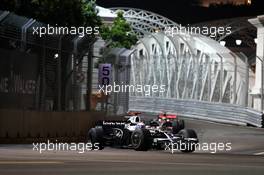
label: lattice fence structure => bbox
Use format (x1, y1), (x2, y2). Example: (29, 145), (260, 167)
(0, 10), (94, 111)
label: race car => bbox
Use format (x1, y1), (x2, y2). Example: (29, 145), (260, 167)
(148, 112), (185, 134)
(88, 113), (198, 152)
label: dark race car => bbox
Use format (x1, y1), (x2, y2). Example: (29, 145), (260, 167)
(88, 113), (198, 153)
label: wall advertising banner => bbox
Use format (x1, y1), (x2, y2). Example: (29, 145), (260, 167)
(0, 48), (38, 109)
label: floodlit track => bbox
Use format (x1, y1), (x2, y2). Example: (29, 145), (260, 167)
(0, 118), (264, 175)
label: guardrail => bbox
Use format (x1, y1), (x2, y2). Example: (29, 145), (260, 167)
(129, 96), (263, 128)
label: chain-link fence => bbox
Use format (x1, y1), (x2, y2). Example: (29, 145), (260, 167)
(0, 10), (95, 112)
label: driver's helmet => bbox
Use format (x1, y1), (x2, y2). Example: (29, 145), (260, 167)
(136, 122), (145, 129)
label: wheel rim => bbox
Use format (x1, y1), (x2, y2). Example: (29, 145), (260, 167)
(132, 132), (142, 146)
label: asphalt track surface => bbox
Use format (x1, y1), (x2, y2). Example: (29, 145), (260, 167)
(0, 117), (264, 175)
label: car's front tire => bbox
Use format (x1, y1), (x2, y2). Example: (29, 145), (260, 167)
(131, 129), (152, 151)
(88, 127), (104, 150)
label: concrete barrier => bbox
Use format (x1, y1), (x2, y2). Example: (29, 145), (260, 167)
(0, 109), (111, 143)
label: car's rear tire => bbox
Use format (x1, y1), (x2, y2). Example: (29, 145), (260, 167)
(172, 121), (181, 134)
(131, 129), (152, 151)
(178, 119), (185, 130)
(178, 129), (198, 153)
(88, 127), (104, 150)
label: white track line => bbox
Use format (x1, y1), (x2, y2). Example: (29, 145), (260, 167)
(0, 161), (63, 165)
(254, 152), (264, 155)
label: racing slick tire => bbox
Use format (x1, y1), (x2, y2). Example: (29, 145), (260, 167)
(131, 129), (152, 151)
(178, 129), (198, 153)
(178, 119), (185, 130)
(172, 121), (181, 134)
(88, 127), (104, 150)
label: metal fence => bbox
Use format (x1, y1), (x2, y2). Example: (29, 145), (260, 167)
(129, 96), (263, 127)
(0, 10), (95, 111)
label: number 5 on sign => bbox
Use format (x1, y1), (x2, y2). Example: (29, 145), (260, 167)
(99, 64), (112, 86)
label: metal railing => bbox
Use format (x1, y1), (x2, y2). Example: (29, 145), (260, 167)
(0, 10), (95, 111)
(129, 96), (263, 127)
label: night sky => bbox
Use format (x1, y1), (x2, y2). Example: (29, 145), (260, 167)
(96, 0), (264, 24)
